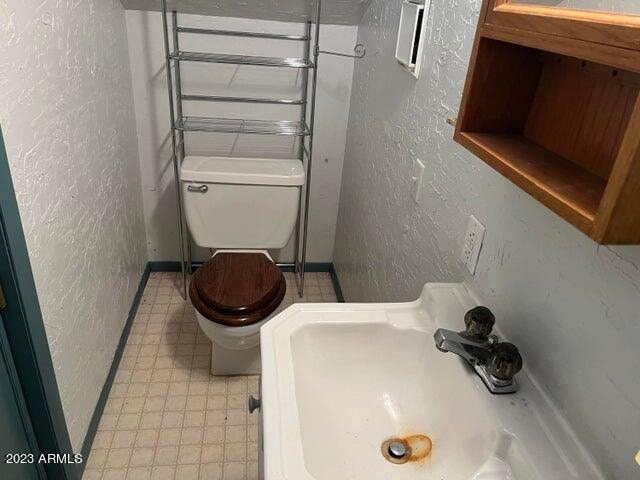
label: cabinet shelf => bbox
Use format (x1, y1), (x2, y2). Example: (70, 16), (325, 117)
(459, 133), (607, 230)
(456, 21), (640, 244)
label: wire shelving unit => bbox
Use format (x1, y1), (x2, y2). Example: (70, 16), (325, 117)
(161, 0), (324, 298)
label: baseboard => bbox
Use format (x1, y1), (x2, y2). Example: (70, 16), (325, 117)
(79, 263), (150, 471)
(329, 264), (345, 303)
(148, 260), (332, 273)
(148, 261), (184, 272)
(278, 262), (332, 273)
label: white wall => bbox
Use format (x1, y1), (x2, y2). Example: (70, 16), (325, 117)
(333, 1), (640, 479)
(126, 11), (356, 263)
(0, 0), (146, 452)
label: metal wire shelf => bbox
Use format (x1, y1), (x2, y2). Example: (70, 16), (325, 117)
(176, 27), (309, 41)
(181, 94), (305, 105)
(170, 51), (314, 68)
(175, 116), (310, 136)
(162, 0), (322, 299)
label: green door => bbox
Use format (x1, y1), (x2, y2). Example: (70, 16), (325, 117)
(0, 310), (42, 479)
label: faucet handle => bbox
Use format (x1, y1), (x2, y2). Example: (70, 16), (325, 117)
(464, 306), (495, 339)
(489, 342), (523, 382)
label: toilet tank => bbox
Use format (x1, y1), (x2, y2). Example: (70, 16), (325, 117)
(180, 156), (305, 249)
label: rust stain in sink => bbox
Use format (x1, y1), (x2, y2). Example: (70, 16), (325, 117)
(381, 434), (433, 464)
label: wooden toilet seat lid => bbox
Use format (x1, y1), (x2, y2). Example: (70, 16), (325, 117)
(190, 278), (285, 327)
(191, 252), (285, 318)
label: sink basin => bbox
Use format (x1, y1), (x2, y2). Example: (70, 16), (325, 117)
(260, 283), (604, 480)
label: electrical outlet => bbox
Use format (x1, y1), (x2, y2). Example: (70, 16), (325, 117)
(461, 215), (485, 275)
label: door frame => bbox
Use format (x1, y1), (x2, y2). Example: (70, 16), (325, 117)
(0, 128), (79, 479)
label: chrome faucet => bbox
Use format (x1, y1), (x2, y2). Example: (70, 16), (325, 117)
(434, 306), (523, 394)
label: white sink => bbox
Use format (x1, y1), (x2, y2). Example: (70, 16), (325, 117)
(260, 283), (604, 480)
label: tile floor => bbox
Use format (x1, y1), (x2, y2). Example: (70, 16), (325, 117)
(83, 271), (338, 480)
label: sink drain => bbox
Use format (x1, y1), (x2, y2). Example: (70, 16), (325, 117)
(382, 438), (411, 464)
(381, 435), (433, 465)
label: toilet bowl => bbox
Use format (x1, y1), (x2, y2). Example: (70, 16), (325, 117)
(179, 155), (304, 375)
(190, 250), (287, 374)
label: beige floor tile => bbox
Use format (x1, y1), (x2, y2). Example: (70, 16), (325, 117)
(147, 382), (169, 397)
(225, 410), (246, 426)
(246, 443), (258, 462)
(126, 467), (152, 480)
(178, 445), (202, 465)
(175, 464), (199, 480)
(247, 461), (259, 480)
(188, 382), (208, 396)
(112, 430), (136, 449)
(144, 397), (166, 413)
(161, 412), (184, 429)
(99, 414), (119, 431)
(130, 447), (155, 467)
(139, 413), (163, 429)
(154, 446), (178, 466)
(82, 469), (103, 480)
(184, 411), (205, 427)
(134, 356), (155, 370)
(222, 462), (245, 480)
(226, 395), (245, 410)
(201, 444), (224, 463)
(205, 410), (226, 427)
(168, 382), (189, 396)
(206, 395), (226, 410)
(157, 428), (181, 447)
(225, 425), (246, 443)
(199, 462), (222, 480)
(180, 427), (203, 445)
(224, 444), (246, 462)
(117, 414), (140, 430)
(103, 468), (127, 480)
(247, 424), (258, 443)
(93, 431), (114, 450)
(86, 449), (108, 469)
(105, 448), (132, 468)
(204, 426), (224, 444)
(227, 377), (247, 394)
(185, 395), (206, 411)
(126, 383), (148, 398)
(150, 465), (175, 480)
(135, 429), (159, 448)
(83, 272), (339, 476)
(122, 397), (145, 414)
(105, 398), (125, 414)
(164, 396), (186, 412)
(109, 384), (129, 398)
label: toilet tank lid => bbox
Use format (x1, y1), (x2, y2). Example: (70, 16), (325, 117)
(180, 156), (305, 186)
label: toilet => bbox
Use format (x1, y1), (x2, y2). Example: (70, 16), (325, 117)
(180, 155), (304, 375)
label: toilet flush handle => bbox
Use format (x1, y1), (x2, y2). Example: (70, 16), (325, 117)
(187, 184), (208, 193)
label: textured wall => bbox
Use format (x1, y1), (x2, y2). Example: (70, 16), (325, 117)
(334, 0), (640, 478)
(126, 11), (356, 263)
(0, 0), (146, 452)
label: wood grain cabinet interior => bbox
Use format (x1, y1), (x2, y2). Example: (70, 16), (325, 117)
(455, 0), (640, 244)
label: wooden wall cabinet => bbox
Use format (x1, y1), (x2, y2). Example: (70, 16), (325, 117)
(455, 0), (640, 244)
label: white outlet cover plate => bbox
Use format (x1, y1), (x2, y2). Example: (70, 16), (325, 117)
(462, 215), (485, 275)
